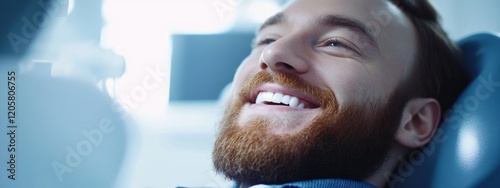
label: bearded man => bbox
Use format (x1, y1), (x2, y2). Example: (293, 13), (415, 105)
(213, 0), (468, 187)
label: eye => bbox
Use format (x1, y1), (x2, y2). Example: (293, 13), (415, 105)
(326, 39), (345, 47)
(259, 38), (276, 46)
(321, 37), (361, 54)
(253, 38), (276, 48)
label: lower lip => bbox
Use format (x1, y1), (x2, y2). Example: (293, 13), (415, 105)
(241, 102), (321, 134)
(248, 103), (307, 111)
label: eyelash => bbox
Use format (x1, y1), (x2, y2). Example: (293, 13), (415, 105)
(254, 37), (360, 54)
(255, 38), (276, 47)
(321, 37), (359, 53)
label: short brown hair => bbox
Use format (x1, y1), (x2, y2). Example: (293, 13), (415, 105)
(390, 0), (469, 121)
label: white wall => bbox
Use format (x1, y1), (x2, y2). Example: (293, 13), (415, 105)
(429, 0), (500, 40)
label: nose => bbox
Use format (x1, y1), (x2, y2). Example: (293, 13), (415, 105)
(259, 37), (310, 74)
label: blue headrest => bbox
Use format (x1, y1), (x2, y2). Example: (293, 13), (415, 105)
(393, 33), (500, 188)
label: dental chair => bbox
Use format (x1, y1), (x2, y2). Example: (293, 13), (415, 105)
(395, 33), (500, 188)
(215, 33), (500, 188)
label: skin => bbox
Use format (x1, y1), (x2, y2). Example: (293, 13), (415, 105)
(232, 0), (416, 134)
(224, 0), (442, 186)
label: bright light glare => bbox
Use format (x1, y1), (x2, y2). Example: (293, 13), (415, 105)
(101, 0), (235, 117)
(67, 0), (75, 15)
(457, 126), (481, 170)
(101, 0), (172, 117)
(246, 0), (281, 23)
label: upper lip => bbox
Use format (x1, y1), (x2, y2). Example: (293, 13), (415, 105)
(249, 83), (320, 108)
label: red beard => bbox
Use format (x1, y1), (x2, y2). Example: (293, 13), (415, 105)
(213, 71), (407, 186)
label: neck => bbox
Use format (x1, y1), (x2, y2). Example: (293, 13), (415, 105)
(365, 143), (408, 188)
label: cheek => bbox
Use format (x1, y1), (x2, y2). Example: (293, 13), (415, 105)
(231, 53), (261, 92)
(318, 62), (382, 106)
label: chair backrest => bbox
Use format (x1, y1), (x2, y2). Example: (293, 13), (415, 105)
(169, 33), (254, 101)
(394, 33), (500, 188)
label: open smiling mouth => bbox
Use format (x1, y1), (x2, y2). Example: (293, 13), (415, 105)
(253, 91), (320, 109)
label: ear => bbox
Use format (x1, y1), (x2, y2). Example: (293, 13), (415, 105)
(395, 98), (441, 148)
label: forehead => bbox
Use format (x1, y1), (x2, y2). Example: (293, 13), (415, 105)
(279, 0), (394, 24)
(271, 0), (413, 42)
(283, 0), (387, 18)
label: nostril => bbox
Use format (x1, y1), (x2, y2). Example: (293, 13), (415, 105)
(260, 62), (268, 69)
(277, 62), (295, 70)
(261, 61), (298, 72)
(283, 63), (294, 70)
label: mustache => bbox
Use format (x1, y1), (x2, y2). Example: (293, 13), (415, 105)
(238, 71), (337, 109)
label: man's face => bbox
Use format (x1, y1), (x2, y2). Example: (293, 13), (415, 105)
(213, 0), (417, 185)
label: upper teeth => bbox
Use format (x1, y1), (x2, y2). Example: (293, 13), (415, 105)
(255, 92), (305, 109)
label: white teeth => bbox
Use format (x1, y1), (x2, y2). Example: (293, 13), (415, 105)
(256, 92), (264, 104)
(289, 97), (299, 107)
(281, 95), (291, 105)
(262, 92), (274, 100)
(255, 91), (307, 109)
(272, 93), (283, 103)
(256, 92), (273, 104)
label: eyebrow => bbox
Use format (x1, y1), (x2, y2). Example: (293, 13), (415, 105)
(318, 14), (378, 49)
(258, 13), (379, 49)
(258, 12), (285, 32)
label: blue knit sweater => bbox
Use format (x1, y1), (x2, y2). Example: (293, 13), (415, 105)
(237, 179), (377, 188)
